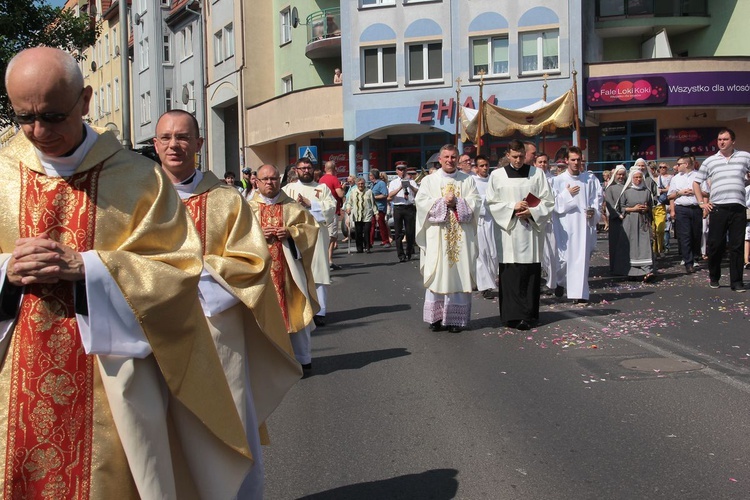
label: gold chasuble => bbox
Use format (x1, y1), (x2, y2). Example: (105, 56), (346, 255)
(0, 130), (251, 499)
(181, 173), (301, 429)
(247, 191), (320, 335)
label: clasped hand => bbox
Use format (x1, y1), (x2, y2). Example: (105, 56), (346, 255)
(263, 226), (289, 243)
(8, 234), (85, 285)
(514, 200), (531, 219)
(444, 192), (457, 209)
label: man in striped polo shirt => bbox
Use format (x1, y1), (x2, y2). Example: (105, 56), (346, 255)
(693, 128), (750, 292)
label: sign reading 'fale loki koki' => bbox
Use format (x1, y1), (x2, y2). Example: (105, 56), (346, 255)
(586, 72), (750, 108)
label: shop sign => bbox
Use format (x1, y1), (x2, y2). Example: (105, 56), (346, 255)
(586, 72), (750, 108)
(417, 95), (497, 124)
(659, 127), (722, 158)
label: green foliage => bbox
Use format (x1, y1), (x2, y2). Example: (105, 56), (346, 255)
(0, 0), (101, 127)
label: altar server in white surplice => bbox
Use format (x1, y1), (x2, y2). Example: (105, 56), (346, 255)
(550, 146), (603, 303)
(486, 140), (554, 330)
(473, 154), (497, 298)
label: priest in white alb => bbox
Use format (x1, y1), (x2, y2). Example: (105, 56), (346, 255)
(473, 154), (498, 299)
(415, 144), (481, 333)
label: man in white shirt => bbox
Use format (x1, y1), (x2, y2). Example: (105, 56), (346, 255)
(668, 154), (702, 274)
(388, 161), (419, 262)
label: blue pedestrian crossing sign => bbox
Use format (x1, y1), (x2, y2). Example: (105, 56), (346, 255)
(298, 146), (318, 164)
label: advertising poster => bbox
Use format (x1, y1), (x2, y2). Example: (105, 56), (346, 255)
(659, 127), (721, 158)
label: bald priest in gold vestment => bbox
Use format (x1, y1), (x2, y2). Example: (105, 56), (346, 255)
(0, 47), (251, 499)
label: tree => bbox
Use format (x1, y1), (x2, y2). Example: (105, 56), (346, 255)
(0, 0), (100, 126)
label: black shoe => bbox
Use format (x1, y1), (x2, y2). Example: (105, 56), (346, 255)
(429, 321), (443, 331)
(540, 285), (553, 296)
(399, 255), (406, 262)
(731, 283), (746, 292)
(573, 299), (588, 304)
(330, 263), (341, 271)
(447, 326), (462, 333)
(301, 363), (312, 371)
(406, 254), (413, 261)
(554, 285), (564, 298)
(313, 315), (326, 327)
(516, 320), (531, 331)
(482, 289), (494, 299)
(709, 281), (720, 289)
(686, 266), (695, 274)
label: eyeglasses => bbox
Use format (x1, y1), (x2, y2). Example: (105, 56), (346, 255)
(12, 89), (84, 125)
(257, 177), (280, 183)
(156, 134), (194, 145)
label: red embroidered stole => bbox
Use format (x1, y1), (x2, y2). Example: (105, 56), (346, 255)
(183, 193), (208, 253)
(258, 204), (290, 331)
(5, 164), (102, 499)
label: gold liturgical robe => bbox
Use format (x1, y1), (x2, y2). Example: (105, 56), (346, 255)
(0, 130), (250, 499)
(182, 172), (301, 428)
(247, 191), (320, 334)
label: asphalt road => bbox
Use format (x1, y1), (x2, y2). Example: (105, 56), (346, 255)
(264, 234), (750, 500)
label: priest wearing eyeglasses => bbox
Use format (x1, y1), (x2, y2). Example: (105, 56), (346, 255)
(0, 47), (256, 499)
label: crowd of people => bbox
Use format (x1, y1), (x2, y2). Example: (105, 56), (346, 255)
(1, 45), (748, 499)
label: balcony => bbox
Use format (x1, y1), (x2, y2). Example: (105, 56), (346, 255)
(595, 0), (710, 38)
(305, 8), (341, 60)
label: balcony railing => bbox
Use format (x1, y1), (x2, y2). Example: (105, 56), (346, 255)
(596, 0), (707, 19)
(307, 7), (341, 44)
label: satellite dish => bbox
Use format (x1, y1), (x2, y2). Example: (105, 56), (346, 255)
(291, 7), (299, 28)
(91, 61), (97, 72)
(114, 45), (120, 57)
(181, 86), (190, 105)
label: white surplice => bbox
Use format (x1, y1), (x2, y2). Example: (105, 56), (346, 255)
(473, 174), (498, 291)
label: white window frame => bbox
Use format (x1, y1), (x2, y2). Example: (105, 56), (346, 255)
(406, 41), (443, 85)
(92, 91), (98, 119)
(282, 75), (293, 94)
(224, 23), (235, 60)
(519, 29), (560, 76)
(99, 87), (105, 117)
(103, 34), (109, 63)
(280, 8), (292, 45)
(470, 35), (509, 79)
(361, 0), (396, 7)
(165, 88), (172, 111)
(163, 34), (172, 64)
(361, 45), (397, 88)
(187, 81), (195, 112)
(114, 78), (120, 110)
(141, 92), (152, 124)
(112, 27), (118, 58)
(214, 29), (223, 63)
(105, 83), (111, 113)
(139, 37), (149, 71)
(181, 26), (194, 60)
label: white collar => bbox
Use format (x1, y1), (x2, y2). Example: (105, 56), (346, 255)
(37, 123), (98, 177)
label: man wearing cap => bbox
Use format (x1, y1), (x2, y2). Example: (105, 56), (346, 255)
(388, 161), (419, 262)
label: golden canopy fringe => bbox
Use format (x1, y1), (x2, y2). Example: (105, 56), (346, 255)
(461, 89), (575, 140)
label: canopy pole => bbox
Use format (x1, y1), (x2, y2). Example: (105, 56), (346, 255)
(455, 77), (462, 147)
(475, 70), (485, 156)
(572, 64), (582, 149)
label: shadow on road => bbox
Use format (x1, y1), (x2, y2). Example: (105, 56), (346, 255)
(328, 304), (412, 323)
(297, 468), (459, 500)
(306, 348), (411, 377)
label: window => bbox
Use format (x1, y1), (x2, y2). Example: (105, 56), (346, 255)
(92, 91), (98, 118)
(520, 30), (559, 74)
(280, 8), (292, 45)
(282, 75), (293, 93)
(165, 88), (172, 111)
(471, 36), (509, 77)
(160, 0), (170, 6)
(105, 84), (111, 113)
(141, 92), (152, 124)
(187, 82), (195, 112)
(225, 24), (234, 59)
(99, 87), (105, 116)
(362, 46), (396, 86)
(114, 78), (120, 110)
(361, 0), (396, 6)
(182, 26), (193, 59)
(103, 34), (109, 63)
(139, 37), (149, 71)
(163, 34), (172, 64)
(407, 42), (442, 84)
(214, 30), (223, 63)
(112, 27), (118, 57)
